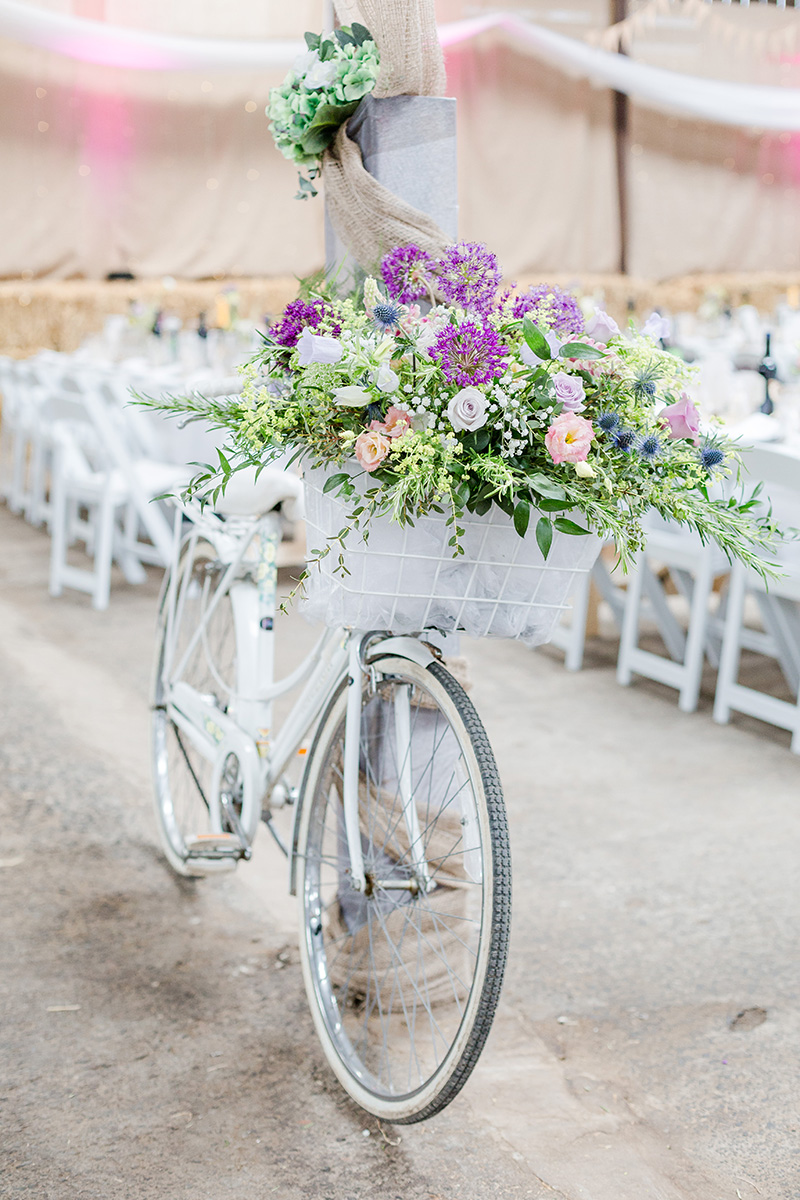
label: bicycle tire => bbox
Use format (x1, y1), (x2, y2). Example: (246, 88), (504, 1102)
(151, 536), (241, 877)
(295, 654), (511, 1123)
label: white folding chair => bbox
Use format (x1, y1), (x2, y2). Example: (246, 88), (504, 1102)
(616, 512), (731, 713)
(547, 550), (625, 671)
(48, 371), (186, 610)
(713, 444), (800, 752)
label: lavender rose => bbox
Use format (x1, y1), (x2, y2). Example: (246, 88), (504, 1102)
(642, 312), (671, 341)
(585, 307), (620, 344)
(446, 386), (487, 433)
(551, 370), (586, 412)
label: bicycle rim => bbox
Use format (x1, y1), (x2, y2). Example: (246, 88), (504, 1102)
(296, 656), (511, 1123)
(152, 537), (239, 876)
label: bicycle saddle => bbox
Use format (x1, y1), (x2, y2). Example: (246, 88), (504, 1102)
(213, 465), (304, 521)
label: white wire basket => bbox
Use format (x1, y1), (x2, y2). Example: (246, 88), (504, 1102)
(301, 466), (602, 645)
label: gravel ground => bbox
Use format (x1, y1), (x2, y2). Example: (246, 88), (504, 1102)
(2, 506), (799, 1200)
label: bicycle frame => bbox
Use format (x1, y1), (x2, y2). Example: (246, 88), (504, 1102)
(158, 501), (439, 893)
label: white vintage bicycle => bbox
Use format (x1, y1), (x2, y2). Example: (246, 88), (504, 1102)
(151, 465), (512, 1124)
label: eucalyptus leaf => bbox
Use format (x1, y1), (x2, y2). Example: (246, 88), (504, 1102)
(535, 498), (573, 512)
(351, 22), (373, 45)
(454, 481), (471, 508)
(554, 517), (591, 536)
(536, 516), (553, 560)
(528, 472), (566, 501)
(513, 499), (531, 538)
(322, 472), (349, 494)
(559, 341), (606, 360)
(304, 31), (321, 50)
(522, 316), (551, 360)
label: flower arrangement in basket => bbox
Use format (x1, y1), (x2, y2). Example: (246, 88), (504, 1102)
(147, 237), (780, 641)
(267, 23), (379, 199)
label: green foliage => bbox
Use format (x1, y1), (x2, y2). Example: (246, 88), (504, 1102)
(133, 270), (784, 582)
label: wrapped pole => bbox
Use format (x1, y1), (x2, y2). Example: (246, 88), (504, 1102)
(323, 0), (456, 279)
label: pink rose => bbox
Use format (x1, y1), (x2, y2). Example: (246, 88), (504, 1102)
(544, 412), (594, 464)
(370, 405), (410, 439)
(354, 429), (391, 472)
(660, 394), (700, 443)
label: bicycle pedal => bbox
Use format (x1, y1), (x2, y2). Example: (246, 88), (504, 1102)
(184, 833), (247, 872)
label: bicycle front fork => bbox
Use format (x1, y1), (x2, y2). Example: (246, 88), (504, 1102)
(341, 636), (433, 897)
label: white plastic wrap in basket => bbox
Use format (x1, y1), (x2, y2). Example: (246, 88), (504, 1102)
(300, 466), (602, 645)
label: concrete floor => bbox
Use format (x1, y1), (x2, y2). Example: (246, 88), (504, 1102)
(1, 505), (799, 1200)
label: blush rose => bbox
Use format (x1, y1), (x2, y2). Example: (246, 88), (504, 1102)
(354, 429), (391, 472)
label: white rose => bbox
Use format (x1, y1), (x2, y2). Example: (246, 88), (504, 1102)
(374, 365), (399, 393)
(446, 386), (487, 433)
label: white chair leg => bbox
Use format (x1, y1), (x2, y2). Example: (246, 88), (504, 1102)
(713, 562), (748, 726)
(9, 427), (29, 515)
(791, 704), (800, 755)
(26, 438), (47, 526)
(117, 504), (148, 585)
(48, 461), (68, 599)
(616, 552), (644, 687)
(564, 572), (591, 672)
(678, 557), (714, 714)
(92, 496), (116, 611)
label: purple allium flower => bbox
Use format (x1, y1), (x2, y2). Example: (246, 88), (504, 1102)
(435, 242), (503, 315)
(380, 244), (436, 305)
(269, 298), (341, 349)
(428, 318), (509, 387)
(269, 299), (325, 349)
(512, 285), (584, 338)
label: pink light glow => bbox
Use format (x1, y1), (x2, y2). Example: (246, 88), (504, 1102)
(55, 36), (178, 70)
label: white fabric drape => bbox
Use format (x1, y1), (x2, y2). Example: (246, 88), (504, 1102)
(0, 0), (799, 130)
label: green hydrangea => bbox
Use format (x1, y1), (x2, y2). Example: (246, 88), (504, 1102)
(267, 26), (380, 193)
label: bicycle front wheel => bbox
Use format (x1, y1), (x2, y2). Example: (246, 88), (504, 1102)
(296, 654), (511, 1123)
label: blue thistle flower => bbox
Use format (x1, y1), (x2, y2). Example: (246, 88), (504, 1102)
(637, 433), (663, 462)
(699, 442), (725, 472)
(597, 410), (621, 433)
(612, 427), (636, 452)
(373, 301), (402, 331)
(631, 363), (663, 402)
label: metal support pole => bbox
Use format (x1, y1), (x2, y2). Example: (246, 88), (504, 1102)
(611, 0), (629, 275)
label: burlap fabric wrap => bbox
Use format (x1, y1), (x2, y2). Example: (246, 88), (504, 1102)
(328, 699), (474, 1008)
(323, 0), (452, 270)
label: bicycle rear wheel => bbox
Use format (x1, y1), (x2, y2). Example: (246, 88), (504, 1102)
(296, 654), (511, 1123)
(152, 536), (240, 877)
